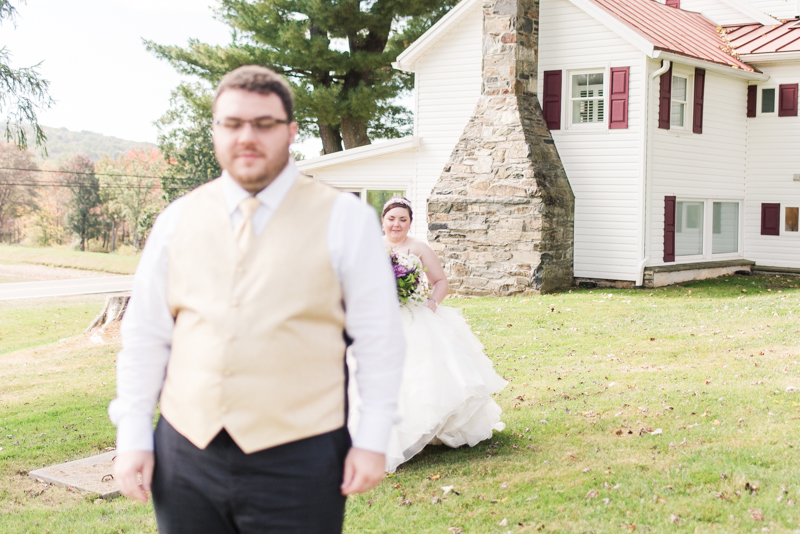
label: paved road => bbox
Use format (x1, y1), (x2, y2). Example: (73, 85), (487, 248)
(0, 276), (134, 300)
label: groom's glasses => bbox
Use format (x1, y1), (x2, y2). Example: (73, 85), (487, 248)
(213, 117), (290, 132)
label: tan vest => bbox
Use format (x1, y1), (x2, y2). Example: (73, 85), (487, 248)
(160, 176), (346, 453)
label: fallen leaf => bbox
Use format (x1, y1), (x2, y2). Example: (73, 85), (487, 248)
(750, 508), (764, 521)
(400, 499), (412, 506)
(431, 496), (442, 504)
(447, 528), (463, 534)
(670, 514), (680, 524)
(651, 428), (663, 435)
(586, 490), (599, 499)
(427, 474), (441, 480)
(498, 518), (508, 527)
(441, 485), (454, 495)
(393, 483), (403, 489)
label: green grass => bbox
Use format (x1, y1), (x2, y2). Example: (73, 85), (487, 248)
(0, 295), (110, 355)
(2, 275), (800, 532)
(0, 245), (140, 275)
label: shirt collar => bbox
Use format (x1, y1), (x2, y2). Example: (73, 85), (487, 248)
(221, 158), (299, 215)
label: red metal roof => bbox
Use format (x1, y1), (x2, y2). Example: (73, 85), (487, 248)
(590, 0), (755, 71)
(725, 19), (800, 54)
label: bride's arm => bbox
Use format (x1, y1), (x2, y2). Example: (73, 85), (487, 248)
(417, 242), (449, 311)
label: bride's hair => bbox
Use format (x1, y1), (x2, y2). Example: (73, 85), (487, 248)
(382, 197), (413, 220)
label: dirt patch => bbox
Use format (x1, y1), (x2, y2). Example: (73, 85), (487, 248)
(0, 263), (114, 282)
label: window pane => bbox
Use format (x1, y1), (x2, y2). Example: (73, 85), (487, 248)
(676, 201), (704, 256)
(366, 190), (405, 218)
(762, 88), (775, 113)
(571, 72), (604, 124)
(671, 102), (684, 127)
(712, 202), (739, 254)
(673, 76), (687, 101)
(571, 74), (589, 98)
(786, 207), (799, 232)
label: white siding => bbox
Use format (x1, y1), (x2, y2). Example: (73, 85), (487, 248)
(679, 0), (759, 24)
(410, 4), (483, 238)
(539, 0), (646, 281)
(297, 2), (483, 240)
(648, 62), (748, 265)
(746, 0), (799, 18)
(301, 147), (417, 220)
(744, 61), (800, 267)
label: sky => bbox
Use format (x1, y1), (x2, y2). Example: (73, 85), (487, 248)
(3, 0), (323, 156)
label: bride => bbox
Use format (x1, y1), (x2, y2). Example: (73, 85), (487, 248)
(349, 197), (507, 473)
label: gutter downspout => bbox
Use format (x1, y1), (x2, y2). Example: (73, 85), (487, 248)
(636, 59), (671, 287)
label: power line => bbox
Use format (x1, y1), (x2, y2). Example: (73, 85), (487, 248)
(0, 166), (194, 180)
(2, 181), (198, 190)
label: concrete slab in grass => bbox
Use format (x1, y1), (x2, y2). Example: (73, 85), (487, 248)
(29, 450), (119, 498)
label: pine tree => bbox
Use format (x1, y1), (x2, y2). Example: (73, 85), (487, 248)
(0, 1), (52, 151)
(147, 0), (459, 155)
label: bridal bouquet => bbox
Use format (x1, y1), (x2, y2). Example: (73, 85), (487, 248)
(390, 251), (426, 305)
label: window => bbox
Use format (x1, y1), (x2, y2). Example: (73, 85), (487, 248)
(669, 199), (741, 259)
(345, 188), (406, 218)
(570, 72), (604, 124)
(786, 207), (799, 232)
(671, 75), (688, 128)
(676, 201), (703, 256)
(712, 202), (739, 254)
(762, 88), (776, 113)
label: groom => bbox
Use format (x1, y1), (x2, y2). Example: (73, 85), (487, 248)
(109, 65), (405, 533)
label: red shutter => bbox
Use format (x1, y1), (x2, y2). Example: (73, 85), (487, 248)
(693, 68), (705, 134)
(761, 203), (780, 235)
(664, 196), (676, 262)
(665, 0), (680, 7)
(779, 83), (799, 117)
(747, 85), (757, 117)
(609, 67), (630, 129)
(658, 65), (672, 130)
(543, 70), (562, 130)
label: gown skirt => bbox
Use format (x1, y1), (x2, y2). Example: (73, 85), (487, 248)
(348, 301), (507, 473)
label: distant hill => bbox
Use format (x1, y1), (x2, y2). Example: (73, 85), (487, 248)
(34, 126), (156, 163)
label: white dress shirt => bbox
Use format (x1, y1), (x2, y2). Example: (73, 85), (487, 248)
(108, 160), (405, 454)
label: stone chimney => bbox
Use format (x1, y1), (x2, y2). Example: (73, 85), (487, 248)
(427, 0), (574, 296)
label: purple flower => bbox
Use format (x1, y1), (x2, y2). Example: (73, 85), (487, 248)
(394, 264), (410, 278)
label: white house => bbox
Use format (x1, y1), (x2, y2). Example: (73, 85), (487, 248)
(298, 0), (800, 289)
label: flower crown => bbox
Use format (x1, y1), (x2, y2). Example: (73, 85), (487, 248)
(383, 197), (412, 211)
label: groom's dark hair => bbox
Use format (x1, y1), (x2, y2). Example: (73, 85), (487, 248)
(214, 65), (294, 122)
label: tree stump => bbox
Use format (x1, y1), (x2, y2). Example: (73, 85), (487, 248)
(85, 295), (130, 333)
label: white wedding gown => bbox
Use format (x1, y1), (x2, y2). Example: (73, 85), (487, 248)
(348, 257), (507, 472)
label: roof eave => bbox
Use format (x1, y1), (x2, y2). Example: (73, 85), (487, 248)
(393, 0), (482, 72)
(740, 51), (800, 63)
(653, 50), (770, 81)
(297, 136), (420, 172)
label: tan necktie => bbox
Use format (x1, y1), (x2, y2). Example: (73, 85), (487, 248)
(236, 196), (262, 253)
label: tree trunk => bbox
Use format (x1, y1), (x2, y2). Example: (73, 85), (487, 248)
(340, 117), (371, 149)
(319, 124), (343, 155)
(110, 222), (117, 253)
(85, 295), (129, 333)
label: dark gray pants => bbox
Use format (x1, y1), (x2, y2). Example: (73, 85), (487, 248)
(152, 417), (350, 534)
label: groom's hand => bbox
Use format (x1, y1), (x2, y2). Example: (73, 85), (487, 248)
(114, 450), (154, 503)
(340, 447), (385, 495)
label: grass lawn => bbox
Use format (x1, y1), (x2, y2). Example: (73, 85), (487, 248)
(2, 275), (800, 532)
(0, 245), (140, 275)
